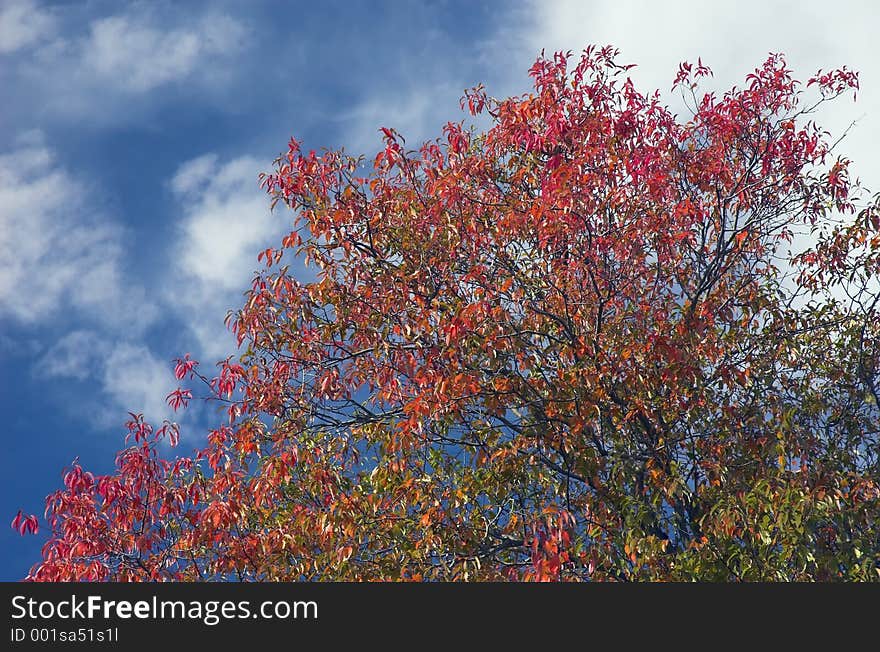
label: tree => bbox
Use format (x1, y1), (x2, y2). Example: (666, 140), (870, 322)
(19, 46), (880, 581)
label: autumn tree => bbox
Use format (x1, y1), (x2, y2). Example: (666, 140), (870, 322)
(20, 47), (880, 581)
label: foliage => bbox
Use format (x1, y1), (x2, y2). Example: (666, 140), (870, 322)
(18, 47), (880, 581)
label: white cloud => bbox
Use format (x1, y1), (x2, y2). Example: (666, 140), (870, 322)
(8, 6), (249, 121)
(81, 13), (246, 94)
(37, 332), (177, 425)
(101, 342), (175, 424)
(172, 154), (279, 291)
(0, 0), (54, 54)
(168, 154), (283, 361)
(0, 140), (158, 330)
(170, 154), (219, 197)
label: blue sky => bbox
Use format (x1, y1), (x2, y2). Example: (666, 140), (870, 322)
(1, 0), (877, 580)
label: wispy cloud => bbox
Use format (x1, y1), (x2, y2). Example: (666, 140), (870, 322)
(0, 141), (276, 429)
(0, 137), (158, 330)
(81, 13), (246, 94)
(37, 332), (176, 426)
(0, 0), (55, 54)
(7, 4), (249, 122)
(38, 331), (106, 382)
(0, 136), (173, 427)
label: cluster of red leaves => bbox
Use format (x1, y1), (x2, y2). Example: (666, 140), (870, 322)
(18, 47), (879, 581)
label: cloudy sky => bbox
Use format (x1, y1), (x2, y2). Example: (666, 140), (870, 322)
(1, 0), (877, 579)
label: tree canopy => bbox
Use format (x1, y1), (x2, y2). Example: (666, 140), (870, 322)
(19, 46), (880, 581)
